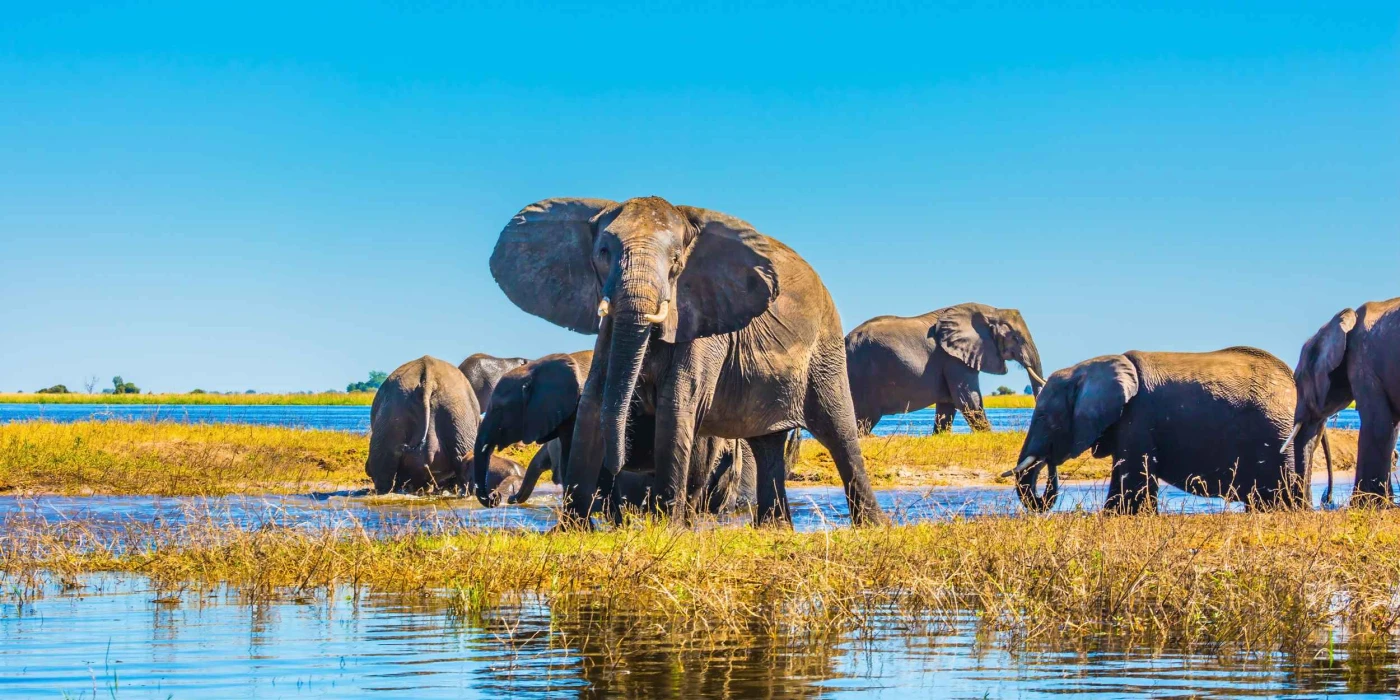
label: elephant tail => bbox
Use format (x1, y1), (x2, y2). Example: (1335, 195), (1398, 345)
(417, 367), (434, 455)
(1320, 426), (1334, 506)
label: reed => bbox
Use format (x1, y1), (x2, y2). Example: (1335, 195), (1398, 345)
(0, 392), (376, 405)
(3, 507), (1398, 656)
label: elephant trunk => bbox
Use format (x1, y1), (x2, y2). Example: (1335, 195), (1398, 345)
(1023, 346), (1046, 398)
(1285, 415), (1326, 509)
(473, 411), (503, 507)
(1015, 459), (1059, 512)
(601, 317), (652, 475)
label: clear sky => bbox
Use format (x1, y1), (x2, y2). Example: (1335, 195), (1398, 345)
(2, 2), (1397, 393)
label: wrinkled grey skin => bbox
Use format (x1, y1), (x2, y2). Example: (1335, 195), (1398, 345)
(459, 353), (528, 412)
(490, 197), (883, 526)
(1014, 347), (1302, 514)
(846, 303), (1045, 434)
(366, 356), (517, 500)
(472, 351), (759, 513)
(1291, 299), (1400, 506)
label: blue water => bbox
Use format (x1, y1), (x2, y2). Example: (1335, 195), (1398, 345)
(0, 403), (1365, 435)
(2, 573), (1392, 698)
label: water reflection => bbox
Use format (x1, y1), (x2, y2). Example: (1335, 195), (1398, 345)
(1, 574), (1397, 698)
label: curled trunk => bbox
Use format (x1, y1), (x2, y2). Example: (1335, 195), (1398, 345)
(1016, 462), (1059, 512)
(472, 411), (502, 507)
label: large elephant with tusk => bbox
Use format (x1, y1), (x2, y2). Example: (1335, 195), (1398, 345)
(845, 303), (1045, 434)
(488, 196), (884, 526)
(1007, 347), (1305, 514)
(1287, 298), (1400, 507)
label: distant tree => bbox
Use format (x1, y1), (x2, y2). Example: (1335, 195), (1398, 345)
(37, 384), (70, 394)
(346, 370), (388, 393)
(189, 389), (206, 394)
(111, 376), (140, 394)
(245, 389), (257, 394)
(992, 385), (1016, 396)
(83, 376), (99, 393)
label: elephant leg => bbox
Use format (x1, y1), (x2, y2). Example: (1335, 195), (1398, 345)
(508, 441), (555, 505)
(1104, 453), (1158, 515)
(748, 431), (793, 526)
(1351, 404), (1399, 506)
(933, 403), (956, 434)
(560, 330), (613, 526)
(803, 341), (886, 526)
(652, 343), (718, 521)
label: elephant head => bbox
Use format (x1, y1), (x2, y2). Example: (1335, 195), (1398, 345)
(490, 197), (779, 480)
(1009, 355), (1139, 511)
(472, 351), (589, 506)
(1284, 309), (1355, 503)
(933, 304), (1046, 395)
(459, 353), (528, 411)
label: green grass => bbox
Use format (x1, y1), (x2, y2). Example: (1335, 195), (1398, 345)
(0, 392), (376, 405)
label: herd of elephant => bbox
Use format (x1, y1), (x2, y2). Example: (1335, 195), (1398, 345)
(364, 195), (1400, 526)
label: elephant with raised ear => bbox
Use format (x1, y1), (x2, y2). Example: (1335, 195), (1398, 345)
(490, 196), (883, 526)
(365, 355), (521, 501)
(1007, 347), (1303, 514)
(845, 303), (1045, 434)
(458, 353), (528, 412)
(472, 350), (760, 513)
(1286, 298), (1400, 507)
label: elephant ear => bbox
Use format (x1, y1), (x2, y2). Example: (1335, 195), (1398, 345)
(489, 198), (616, 335)
(1068, 355), (1139, 457)
(1301, 308), (1356, 407)
(522, 355), (585, 444)
(933, 305), (1008, 375)
(1311, 309), (1356, 376)
(670, 206), (780, 343)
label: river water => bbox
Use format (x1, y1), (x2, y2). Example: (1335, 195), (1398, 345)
(2, 572), (1395, 698)
(0, 403), (1366, 435)
(0, 403), (1389, 697)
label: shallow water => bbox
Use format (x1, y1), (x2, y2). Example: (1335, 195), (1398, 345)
(0, 475), (1354, 538)
(1, 572), (1396, 698)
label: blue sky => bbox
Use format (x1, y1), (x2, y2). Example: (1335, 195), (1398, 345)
(2, 1), (1396, 393)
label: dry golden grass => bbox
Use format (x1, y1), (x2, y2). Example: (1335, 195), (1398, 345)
(4, 508), (1399, 655)
(0, 420), (1356, 495)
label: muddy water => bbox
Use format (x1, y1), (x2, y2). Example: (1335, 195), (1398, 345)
(0, 573), (1395, 698)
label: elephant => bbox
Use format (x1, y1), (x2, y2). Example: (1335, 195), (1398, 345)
(489, 196), (883, 525)
(1285, 298), (1400, 506)
(1006, 347), (1303, 514)
(472, 351), (759, 513)
(845, 303), (1045, 434)
(366, 355), (520, 499)
(458, 353), (528, 412)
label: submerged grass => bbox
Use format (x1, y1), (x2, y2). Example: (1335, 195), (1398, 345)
(4, 508), (1399, 656)
(0, 392), (376, 405)
(0, 419), (1357, 495)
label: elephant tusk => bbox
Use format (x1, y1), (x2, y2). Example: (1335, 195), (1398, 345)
(1280, 423), (1302, 454)
(1001, 455), (1043, 479)
(641, 299), (669, 325)
(597, 297), (611, 318)
(1025, 367), (1045, 386)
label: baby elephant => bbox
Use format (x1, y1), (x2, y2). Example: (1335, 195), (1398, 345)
(1008, 347), (1302, 514)
(473, 351), (758, 513)
(366, 355), (520, 500)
